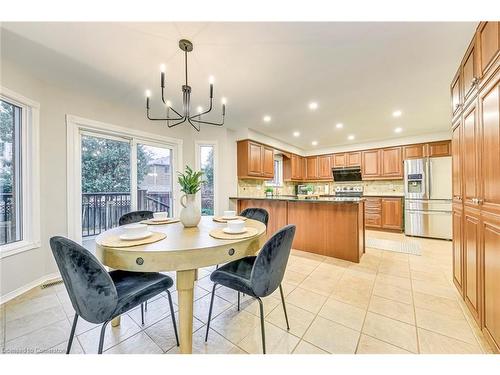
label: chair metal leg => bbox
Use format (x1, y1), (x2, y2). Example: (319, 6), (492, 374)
(166, 290), (179, 346)
(205, 283), (217, 342)
(66, 314), (79, 354)
(257, 297), (266, 354)
(237, 291), (240, 311)
(141, 303), (145, 325)
(97, 321), (110, 354)
(145, 300), (148, 311)
(279, 284), (290, 330)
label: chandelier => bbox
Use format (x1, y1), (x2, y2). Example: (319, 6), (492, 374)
(145, 39), (226, 132)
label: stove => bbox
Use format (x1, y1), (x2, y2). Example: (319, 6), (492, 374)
(334, 185), (363, 197)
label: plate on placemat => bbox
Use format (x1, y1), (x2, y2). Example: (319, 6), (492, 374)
(119, 232), (153, 241)
(209, 227), (259, 240)
(223, 227), (247, 235)
(99, 232), (167, 248)
(141, 218), (180, 225)
(213, 216), (247, 223)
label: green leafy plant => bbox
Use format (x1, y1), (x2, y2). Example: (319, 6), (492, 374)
(306, 185), (314, 192)
(265, 187), (274, 194)
(177, 165), (204, 194)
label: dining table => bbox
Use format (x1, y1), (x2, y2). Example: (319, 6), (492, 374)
(94, 216), (267, 354)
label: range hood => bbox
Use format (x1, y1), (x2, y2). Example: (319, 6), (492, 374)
(332, 167), (362, 182)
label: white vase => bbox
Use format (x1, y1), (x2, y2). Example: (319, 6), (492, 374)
(180, 194), (201, 228)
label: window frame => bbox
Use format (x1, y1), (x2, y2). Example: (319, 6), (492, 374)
(265, 154), (284, 187)
(0, 87), (41, 258)
(195, 140), (218, 216)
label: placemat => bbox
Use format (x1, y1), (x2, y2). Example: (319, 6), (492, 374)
(209, 227), (259, 240)
(140, 218), (180, 225)
(212, 216), (247, 223)
(99, 231), (167, 248)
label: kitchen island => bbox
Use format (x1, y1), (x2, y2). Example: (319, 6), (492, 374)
(229, 196), (365, 263)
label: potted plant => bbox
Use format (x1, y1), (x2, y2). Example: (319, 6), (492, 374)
(306, 185), (314, 195)
(265, 187), (273, 197)
(177, 166), (204, 227)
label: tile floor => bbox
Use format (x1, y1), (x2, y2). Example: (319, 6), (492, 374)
(0, 230), (494, 354)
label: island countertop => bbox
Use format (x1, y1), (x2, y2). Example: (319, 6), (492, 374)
(229, 196), (364, 203)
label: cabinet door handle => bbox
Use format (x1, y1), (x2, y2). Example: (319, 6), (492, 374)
(477, 198), (483, 205)
(471, 77), (479, 86)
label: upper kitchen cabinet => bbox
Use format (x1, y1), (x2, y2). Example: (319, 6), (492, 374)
(478, 22), (500, 80)
(333, 152), (361, 167)
(427, 140), (451, 157)
(452, 119), (463, 204)
(451, 69), (462, 118)
(305, 156), (319, 180)
(381, 147), (403, 178)
(403, 144), (426, 159)
(284, 154), (304, 181)
(317, 154), (332, 179)
(462, 37), (479, 105)
(237, 140), (275, 179)
(361, 150), (381, 179)
(362, 147), (403, 180)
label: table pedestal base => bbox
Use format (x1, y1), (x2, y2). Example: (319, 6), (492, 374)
(176, 269), (197, 354)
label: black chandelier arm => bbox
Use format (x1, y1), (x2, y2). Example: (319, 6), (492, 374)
(187, 117), (201, 132)
(146, 108), (183, 122)
(189, 97), (214, 119)
(167, 117), (188, 128)
(189, 116), (225, 127)
(160, 87), (184, 118)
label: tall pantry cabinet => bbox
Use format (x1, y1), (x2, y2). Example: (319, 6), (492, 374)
(451, 21), (500, 352)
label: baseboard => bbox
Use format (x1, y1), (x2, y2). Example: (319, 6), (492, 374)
(0, 272), (61, 305)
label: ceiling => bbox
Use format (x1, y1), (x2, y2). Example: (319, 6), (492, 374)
(1, 22), (476, 150)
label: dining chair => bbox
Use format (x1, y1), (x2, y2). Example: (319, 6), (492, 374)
(119, 210), (154, 318)
(50, 236), (179, 354)
(205, 224), (296, 354)
(240, 207), (269, 227)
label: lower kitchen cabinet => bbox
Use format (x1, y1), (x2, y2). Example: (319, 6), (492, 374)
(482, 212), (500, 352)
(452, 206), (464, 294)
(364, 197), (403, 232)
(463, 208), (481, 325)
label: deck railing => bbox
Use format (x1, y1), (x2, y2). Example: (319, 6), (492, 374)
(82, 191), (171, 237)
(0, 193), (17, 245)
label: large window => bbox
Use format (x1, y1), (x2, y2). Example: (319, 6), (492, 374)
(199, 145), (215, 216)
(266, 155), (283, 187)
(0, 99), (22, 245)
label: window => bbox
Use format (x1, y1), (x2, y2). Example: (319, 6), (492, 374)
(195, 141), (217, 216)
(266, 155), (283, 187)
(0, 88), (40, 256)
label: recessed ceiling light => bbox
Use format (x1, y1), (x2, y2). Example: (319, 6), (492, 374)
(312, 141), (318, 146)
(392, 110), (402, 117)
(336, 123), (344, 129)
(263, 115), (271, 123)
(347, 135), (355, 141)
(309, 102), (318, 110)
(394, 127), (403, 133)
(293, 131), (300, 137)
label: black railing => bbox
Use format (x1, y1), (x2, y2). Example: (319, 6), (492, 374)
(0, 193), (17, 245)
(82, 191), (171, 237)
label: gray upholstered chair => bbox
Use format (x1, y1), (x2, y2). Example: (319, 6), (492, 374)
(240, 208), (269, 228)
(119, 210), (154, 226)
(50, 236), (178, 354)
(205, 224), (296, 354)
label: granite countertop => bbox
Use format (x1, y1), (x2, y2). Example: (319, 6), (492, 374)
(229, 196), (364, 203)
(362, 193), (404, 198)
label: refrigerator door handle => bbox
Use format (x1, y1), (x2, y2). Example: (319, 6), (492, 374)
(428, 159), (432, 199)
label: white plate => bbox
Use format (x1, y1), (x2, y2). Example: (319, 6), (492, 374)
(152, 218), (169, 222)
(222, 216), (238, 220)
(119, 231), (153, 241)
(223, 227), (247, 235)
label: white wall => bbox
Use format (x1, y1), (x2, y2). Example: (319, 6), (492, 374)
(0, 57), (237, 300)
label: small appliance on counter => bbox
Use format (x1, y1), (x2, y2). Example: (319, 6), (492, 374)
(334, 185), (363, 197)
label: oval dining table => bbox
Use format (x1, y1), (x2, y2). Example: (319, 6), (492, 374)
(94, 216), (266, 354)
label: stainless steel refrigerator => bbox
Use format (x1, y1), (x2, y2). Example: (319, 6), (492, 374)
(404, 156), (452, 240)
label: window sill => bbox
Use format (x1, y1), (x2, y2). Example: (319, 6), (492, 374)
(0, 240), (41, 259)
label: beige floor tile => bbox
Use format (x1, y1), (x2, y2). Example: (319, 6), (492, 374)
(193, 293), (233, 324)
(128, 296), (177, 328)
(291, 249), (325, 263)
(266, 303), (315, 338)
(4, 319), (70, 354)
(268, 282), (297, 300)
(45, 338), (85, 354)
(169, 328), (245, 354)
(210, 308), (260, 344)
(240, 296), (280, 317)
(415, 308), (477, 345)
(330, 285), (372, 309)
(356, 334), (412, 354)
(303, 316), (360, 354)
(318, 298), (366, 331)
(5, 305), (67, 341)
(5, 293), (61, 323)
(286, 287), (327, 314)
(362, 312), (418, 353)
(413, 291), (465, 318)
(418, 328), (482, 354)
(411, 279), (457, 300)
(372, 281), (413, 305)
(309, 262), (346, 280)
(322, 256), (353, 268)
(171, 286), (210, 305)
(286, 261), (318, 276)
(77, 314), (141, 354)
(368, 295), (415, 324)
(238, 322), (300, 354)
(196, 275), (216, 292)
(299, 274), (340, 296)
(145, 314), (203, 352)
(105, 332), (163, 354)
(283, 270), (309, 286)
(292, 340), (329, 354)
(375, 273), (412, 290)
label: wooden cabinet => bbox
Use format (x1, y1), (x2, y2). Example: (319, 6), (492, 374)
(452, 205), (464, 294)
(452, 120), (463, 204)
(364, 196), (403, 232)
(262, 146), (274, 178)
(478, 22), (500, 78)
(333, 153), (346, 168)
(464, 208), (481, 324)
(317, 154), (332, 179)
(291, 154), (304, 180)
(305, 156), (319, 180)
(482, 212), (500, 352)
(403, 144), (426, 159)
(362, 147), (402, 180)
(333, 152), (361, 167)
(451, 70), (462, 116)
(462, 38), (478, 105)
(428, 141), (451, 157)
(237, 199), (287, 240)
(237, 140), (274, 179)
(463, 101), (479, 208)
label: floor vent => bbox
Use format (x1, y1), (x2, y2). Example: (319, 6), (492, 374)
(40, 279), (63, 289)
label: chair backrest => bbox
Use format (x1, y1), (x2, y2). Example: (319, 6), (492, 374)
(240, 208), (269, 227)
(249, 224), (296, 297)
(50, 236), (118, 324)
(119, 210), (154, 226)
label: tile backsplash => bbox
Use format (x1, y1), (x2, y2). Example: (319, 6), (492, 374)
(237, 179), (404, 197)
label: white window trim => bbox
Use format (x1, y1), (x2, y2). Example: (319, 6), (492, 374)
(66, 115), (183, 244)
(194, 140), (219, 216)
(0, 87), (41, 258)
(265, 154), (283, 187)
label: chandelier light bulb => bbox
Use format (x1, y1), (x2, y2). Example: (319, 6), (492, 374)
(293, 131), (300, 137)
(336, 123), (344, 129)
(221, 97), (227, 105)
(166, 100), (172, 107)
(263, 115), (271, 123)
(209, 75), (215, 84)
(145, 90), (151, 98)
(197, 106), (203, 114)
(160, 64), (166, 73)
(312, 141), (318, 146)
